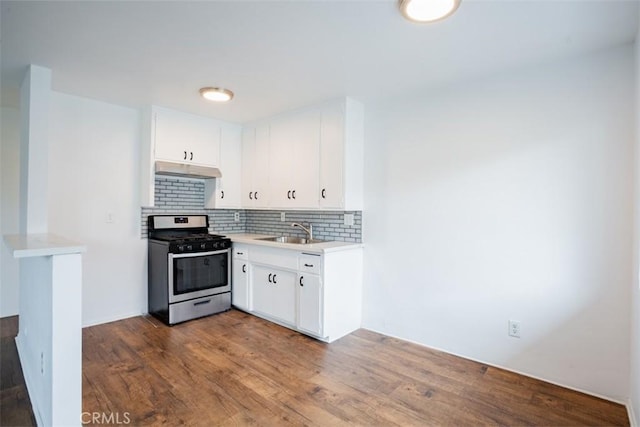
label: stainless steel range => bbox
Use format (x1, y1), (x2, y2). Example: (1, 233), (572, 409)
(147, 215), (231, 325)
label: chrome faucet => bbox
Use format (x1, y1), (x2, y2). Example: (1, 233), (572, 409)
(291, 222), (313, 240)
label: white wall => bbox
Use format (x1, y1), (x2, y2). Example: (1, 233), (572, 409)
(363, 45), (634, 401)
(47, 92), (146, 326)
(1, 107), (21, 317)
(630, 10), (640, 425)
(1, 107), (3, 315)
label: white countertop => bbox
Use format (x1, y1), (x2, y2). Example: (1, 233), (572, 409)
(227, 233), (363, 254)
(3, 233), (86, 258)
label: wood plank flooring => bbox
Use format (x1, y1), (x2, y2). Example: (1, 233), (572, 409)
(1, 311), (630, 426)
(0, 316), (36, 427)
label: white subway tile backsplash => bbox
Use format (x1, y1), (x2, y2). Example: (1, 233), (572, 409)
(141, 176), (362, 242)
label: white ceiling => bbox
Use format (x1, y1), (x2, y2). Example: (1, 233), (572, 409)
(1, 0), (638, 124)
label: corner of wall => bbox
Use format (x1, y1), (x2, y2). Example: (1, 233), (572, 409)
(629, 398), (638, 427)
(630, 6), (640, 425)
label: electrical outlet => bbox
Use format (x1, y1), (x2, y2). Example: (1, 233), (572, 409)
(234, 212), (240, 222)
(281, 212), (286, 222)
(508, 320), (521, 338)
(344, 213), (354, 226)
(106, 211), (114, 223)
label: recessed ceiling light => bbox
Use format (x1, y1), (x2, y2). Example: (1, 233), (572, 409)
(399, 0), (461, 23)
(199, 87), (234, 103)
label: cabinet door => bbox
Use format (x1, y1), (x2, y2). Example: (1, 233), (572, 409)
(241, 125), (270, 208)
(251, 265), (295, 325)
(154, 108), (193, 163)
(252, 125), (270, 207)
(269, 268), (296, 324)
(216, 126), (242, 208)
(268, 116), (295, 208)
(153, 107), (220, 167)
(297, 274), (323, 336)
(241, 127), (256, 207)
(269, 111), (320, 208)
(319, 104), (345, 208)
(291, 111), (320, 208)
(232, 259), (249, 310)
(189, 118), (221, 167)
(251, 265), (272, 316)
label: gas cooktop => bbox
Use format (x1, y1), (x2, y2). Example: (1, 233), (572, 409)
(152, 233), (227, 243)
(148, 215), (231, 253)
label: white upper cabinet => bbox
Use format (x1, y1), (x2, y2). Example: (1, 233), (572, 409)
(319, 104), (345, 209)
(208, 125), (242, 209)
(140, 105), (240, 207)
(153, 106), (220, 167)
(241, 125), (270, 208)
(240, 97), (363, 211)
(141, 99), (363, 210)
(269, 110), (320, 209)
(319, 98), (363, 210)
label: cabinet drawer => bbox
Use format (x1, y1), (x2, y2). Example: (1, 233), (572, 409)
(299, 254), (321, 274)
(232, 245), (248, 260)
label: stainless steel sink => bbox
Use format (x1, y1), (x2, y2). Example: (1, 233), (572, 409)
(257, 236), (325, 245)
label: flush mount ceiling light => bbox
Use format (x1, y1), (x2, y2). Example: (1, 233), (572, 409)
(399, 0), (461, 23)
(199, 87), (234, 102)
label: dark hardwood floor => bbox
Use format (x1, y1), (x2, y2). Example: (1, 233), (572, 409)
(0, 316), (35, 427)
(1, 310), (630, 426)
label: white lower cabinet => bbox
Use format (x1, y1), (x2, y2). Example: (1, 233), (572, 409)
(251, 265), (296, 325)
(231, 242), (363, 342)
(297, 273), (322, 336)
(232, 245), (250, 310)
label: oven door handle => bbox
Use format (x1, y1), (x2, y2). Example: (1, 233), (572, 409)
(169, 249), (230, 259)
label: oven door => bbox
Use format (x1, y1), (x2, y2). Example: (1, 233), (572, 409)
(168, 249), (231, 304)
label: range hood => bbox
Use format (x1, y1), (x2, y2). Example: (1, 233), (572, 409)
(155, 161), (222, 179)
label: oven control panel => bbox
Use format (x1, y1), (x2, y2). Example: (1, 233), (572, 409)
(170, 239), (231, 253)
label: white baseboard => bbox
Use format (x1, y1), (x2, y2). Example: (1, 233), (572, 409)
(82, 310), (147, 328)
(362, 327), (627, 406)
(629, 398), (638, 427)
(15, 334), (44, 427)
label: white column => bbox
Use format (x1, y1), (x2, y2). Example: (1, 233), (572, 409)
(12, 65), (83, 426)
(19, 65), (51, 235)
